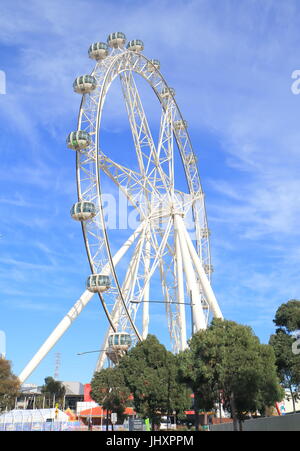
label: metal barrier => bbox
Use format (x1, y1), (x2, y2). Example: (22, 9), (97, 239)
(210, 413), (300, 431)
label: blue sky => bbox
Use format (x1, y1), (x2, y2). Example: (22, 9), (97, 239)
(1, 0), (300, 386)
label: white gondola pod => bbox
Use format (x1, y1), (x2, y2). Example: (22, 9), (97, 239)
(108, 333), (132, 351)
(126, 39), (144, 52)
(106, 332), (132, 364)
(66, 131), (91, 150)
(174, 119), (188, 131)
(147, 59), (160, 72)
(88, 42), (109, 60)
(107, 32), (126, 49)
(86, 274), (111, 293)
(160, 86), (175, 100)
(73, 75), (97, 94)
(70, 201), (96, 221)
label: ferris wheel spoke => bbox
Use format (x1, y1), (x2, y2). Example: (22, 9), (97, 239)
(119, 70), (172, 203)
(119, 71), (157, 175)
(158, 254), (179, 352)
(119, 222), (147, 307)
(96, 223), (148, 370)
(116, 219), (174, 341)
(129, 217), (172, 306)
(121, 222), (152, 339)
(144, 218), (172, 290)
(141, 225), (151, 339)
(155, 96), (176, 193)
(148, 220), (183, 353)
(120, 71), (148, 176)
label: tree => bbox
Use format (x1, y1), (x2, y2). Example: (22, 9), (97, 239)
(269, 300), (300, 412)
(179, 319), (283, 431)
(41, 376), (66, 408)
(118, 335), (191, 430)
(273, 300), (300, 332)
(254, 344), (285, 414)
(0, 358), (20, 411)
(178, 337), (219, 431)
(163, 353), (192, 424)
(91, 367), (130, 430)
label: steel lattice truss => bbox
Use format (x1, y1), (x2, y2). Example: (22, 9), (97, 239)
(19, 36), (223, 383)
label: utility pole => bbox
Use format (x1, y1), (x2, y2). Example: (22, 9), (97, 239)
(54, 352), (61, 381)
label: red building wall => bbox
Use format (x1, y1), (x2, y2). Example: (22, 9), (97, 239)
(84, 384), (93, 402)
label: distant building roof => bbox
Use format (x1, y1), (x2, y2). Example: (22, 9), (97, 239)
(20, 384), (42, 394)
(79, 406), (135, 417)
(62, 381), (84, 396)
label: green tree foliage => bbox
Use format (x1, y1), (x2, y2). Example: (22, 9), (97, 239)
(118, 335), (191, 429)
(269, 300), (300, 412)
(179, 319), (283, 431)
(274, 300), (300, 332)
(0, 358), (20, 411)
(91, 367), (130, 427)
(41, 376), (66, 408)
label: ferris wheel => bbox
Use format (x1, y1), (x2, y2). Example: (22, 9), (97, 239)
(19, 33), (223, 383)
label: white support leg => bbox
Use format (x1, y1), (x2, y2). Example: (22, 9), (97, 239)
(179, 217), (223, 319)
(18, 290), (94, 384)
(174, 215), (207, 332)
(175, 230), (187, 350)
(142, 225), (151, 339)
(19, 223), (144, 384)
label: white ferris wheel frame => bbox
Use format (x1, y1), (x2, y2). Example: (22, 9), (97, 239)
(18, 43), (223, 384)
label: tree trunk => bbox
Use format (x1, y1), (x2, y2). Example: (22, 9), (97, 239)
(194, 395), (201, 431)
(194, 410), (200, 431)
(290, 386), (296, 413)
(230, 392), (239, 432)
(106, 410), (109, 431)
